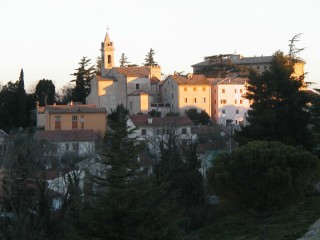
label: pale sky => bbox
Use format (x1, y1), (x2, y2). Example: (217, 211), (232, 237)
(0, 0), (319, 91)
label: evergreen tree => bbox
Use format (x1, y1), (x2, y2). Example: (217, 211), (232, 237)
(0, 81), (19, 131)
(17, 69), (28, 127)
(71, 57), (95, 103)
(119, 53), (130, 67)
(144, 48), (158, 66)
(235, 51), (313, 150)
(35, 79), (56, 106)
(90, 104), (182, 240)
(94, 56), (102, 76)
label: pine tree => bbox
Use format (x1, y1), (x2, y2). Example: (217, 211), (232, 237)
(17, 69), (28, 127)
(235, 51), (313, 150)
(144, 48), (158, 66)
(119, 53), (130, 67)
(91, 104), (182, 240)
(71, 57), (95, 103)
(35, 79), (56, 106)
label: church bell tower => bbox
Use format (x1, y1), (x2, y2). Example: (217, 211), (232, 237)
(101, 32), (115, 75)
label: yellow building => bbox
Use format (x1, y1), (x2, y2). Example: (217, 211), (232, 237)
(161, 73), (212, 117)
(39, 103), (107, 137)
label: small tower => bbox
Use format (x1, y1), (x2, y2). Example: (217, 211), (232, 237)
(101, 31), (115, 74)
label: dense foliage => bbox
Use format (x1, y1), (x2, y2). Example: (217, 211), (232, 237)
(235, 51), (313, 150)
(207, 141), (320, 239)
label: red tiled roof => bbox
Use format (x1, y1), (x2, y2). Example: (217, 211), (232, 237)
(114, 66), (151, 78)
(45, 104), (107, 114)
(95, 75), (114, 81)
(169, 74), (209, 85)
(150, 77), (160, 84)
(37, 107), (46, 113)
(129, 114), (194, 127)
(35, 130), (98, 142)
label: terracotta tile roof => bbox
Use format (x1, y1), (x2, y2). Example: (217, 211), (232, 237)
(129, 114), (194, 127)
(35, 130), (98, 142)
(169, 74), (209, 85)
(37, 107), (46, 113)
(150, 77), (160, 84)
(95, 75), (114, 81)
(127, 90), (151, 96)
(45, 104), (107, 114)
(208, 77), (248, 85)
(114, 66), (151, 78)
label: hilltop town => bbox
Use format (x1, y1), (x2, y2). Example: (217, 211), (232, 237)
(1, 32), (320, 240)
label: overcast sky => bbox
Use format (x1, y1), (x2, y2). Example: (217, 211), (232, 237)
(0, 0), (319, 91)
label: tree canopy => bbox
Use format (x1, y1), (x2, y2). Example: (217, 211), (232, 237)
(234, 51), (313, 150)
(71, 57), (95, 103)
(119, 53), (130, 67)
(207, 141), (320, 239)
(35, 79), (55, 106)
(144, 48), (158, 66)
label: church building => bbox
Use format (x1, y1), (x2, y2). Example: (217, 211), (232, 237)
(86, 32), (162, 114)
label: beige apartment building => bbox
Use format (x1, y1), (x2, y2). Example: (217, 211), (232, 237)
(209, 78), (250, 125)
(161, 73), (211, 117)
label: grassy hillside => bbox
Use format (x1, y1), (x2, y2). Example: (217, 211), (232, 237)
(188, 195), (320, 240)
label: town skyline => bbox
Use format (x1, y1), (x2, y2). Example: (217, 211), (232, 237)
(0, 0), (319, 91)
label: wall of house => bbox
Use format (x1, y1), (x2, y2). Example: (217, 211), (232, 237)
(140, 94), (149, 113)
(37, 112), (45, 128)
(213, 84), (250, 125)
(46, 112), (106, 135)
(177, 84), (211, 117)
(161, 77), (179, 113)
(127, 77), (152, 94)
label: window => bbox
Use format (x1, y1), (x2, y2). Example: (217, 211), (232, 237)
(220, 99), (227, 104)
(222, 109), (226, 114)
(181, 128), (187, 134)
(193, 98), (197, 103)
(222, 89), (225, 93)
(55, 116), (61, 130)
(166, 129), (171, 134)
(157, 129), (163, 135)
(202, 87), (206, 91)
(214, 100), (217, 104)
(236, 109), (239, 114)
(240, 89), (243, 93)
(235, 89), (237, 93)
(257, 66), (260, 70)
(203, 98), (206, 103)
(72, 115), (78, 129)
(184, 87), (187, 91)
(193, 87), (197, 91)
(66, 143), (70, 151)
(130, 101), (133, 109)
(141, 129), (146, 135)
(264, 65), (268, 70)
(240, 99), (243, 104)
(235, 100), (237, 104)
(165, 88), (166, 92)
(136, 83), (140, 90)
(184, 98), (188, 103)
(107, 55), (111, 64)
(172, 93), (174, 99)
